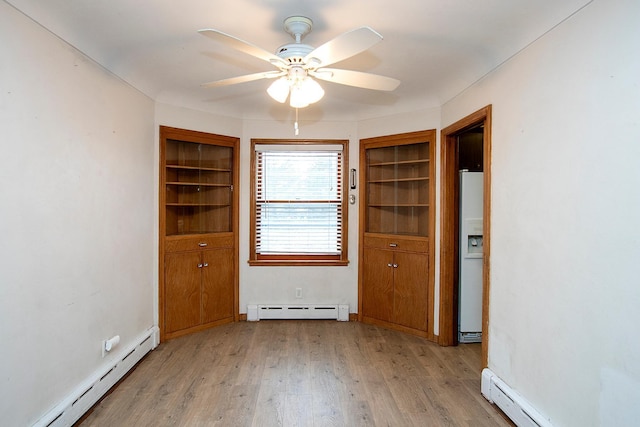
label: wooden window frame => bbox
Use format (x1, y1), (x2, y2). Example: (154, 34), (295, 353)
(249, 139), (349, 267)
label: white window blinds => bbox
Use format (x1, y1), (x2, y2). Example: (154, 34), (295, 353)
(255, 147), (343, 255)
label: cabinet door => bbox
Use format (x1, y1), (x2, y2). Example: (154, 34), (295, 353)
(362, 248), (394, 322)
(164, 251), (201, 333)
(393, 251), (429, 331)
(201, 248), (234, 323)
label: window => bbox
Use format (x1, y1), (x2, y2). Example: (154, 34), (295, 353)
(249, 139), (348, 266)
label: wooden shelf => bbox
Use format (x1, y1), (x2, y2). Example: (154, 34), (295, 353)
(166, 203), (230, 207)
(368, 177), (429, 183)
(363, 140), (431, 237)
(369, 204), (429, 207)
(163, 135), (235, 237)
(369, 159), (430, 167)
(166, 182), (231, 187)
(166, 164), (231, 173)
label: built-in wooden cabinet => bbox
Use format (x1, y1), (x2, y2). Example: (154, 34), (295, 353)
(359, 130), (435, 339)
(163, 235), (234, 334)
(160, 126), (239, 341)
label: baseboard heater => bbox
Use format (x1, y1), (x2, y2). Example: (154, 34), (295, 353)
(481, 368), (552, 427)
(33, 326), (159, 427)
(247, 304), (349, 321)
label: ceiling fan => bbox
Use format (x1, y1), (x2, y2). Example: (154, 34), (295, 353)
(199, 16), (400, 109)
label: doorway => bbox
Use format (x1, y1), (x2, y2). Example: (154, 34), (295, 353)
(439, 105), (492, 368)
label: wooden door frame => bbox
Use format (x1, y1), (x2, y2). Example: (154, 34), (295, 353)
(438, 105), (492, 368)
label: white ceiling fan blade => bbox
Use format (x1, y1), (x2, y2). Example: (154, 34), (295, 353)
(199, 29), (286, 67)
(311, 68), (400, 91)
(201, 71), (284, 88)
(304, 27), (383, 68)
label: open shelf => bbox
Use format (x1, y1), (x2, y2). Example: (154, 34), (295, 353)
(363, 141), (431, 237)
(163, 137), (234, 236)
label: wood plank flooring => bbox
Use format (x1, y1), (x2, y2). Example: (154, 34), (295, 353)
(78, 321), (512, 426)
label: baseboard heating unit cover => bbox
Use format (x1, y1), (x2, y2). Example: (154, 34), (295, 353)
(33, 326), (159, 427)
(247, 304), (349, 321)
(481, 368), (552, 427)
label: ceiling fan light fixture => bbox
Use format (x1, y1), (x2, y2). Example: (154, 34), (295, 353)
(268, 74), (324, 108)
(267, 77), (290, 103)
(300, 77), (324, 104)
(289, 85), (310, 108)
(289, 76), (324, 108)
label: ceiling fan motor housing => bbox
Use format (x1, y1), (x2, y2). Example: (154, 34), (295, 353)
(277, 16), (317, 66)
(276, 43), (314, 64)
(283, 16), (313, 42)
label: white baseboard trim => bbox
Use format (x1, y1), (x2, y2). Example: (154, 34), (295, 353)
(481, 368), (552, 427)
(33, 325), (159, 427)
(247, 304), (349, 321)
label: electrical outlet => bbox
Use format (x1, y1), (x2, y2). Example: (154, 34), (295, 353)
(295, 288), (303, 299)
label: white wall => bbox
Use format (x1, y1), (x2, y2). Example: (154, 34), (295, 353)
(357, 108), (441, 140)
(442, 0), (640, 425)
(0, 3), (156, 426)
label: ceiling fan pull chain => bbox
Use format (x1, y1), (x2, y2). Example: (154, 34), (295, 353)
(294, 108), (300, 136)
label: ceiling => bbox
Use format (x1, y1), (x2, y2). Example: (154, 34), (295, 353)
(7, 0), (590, 121)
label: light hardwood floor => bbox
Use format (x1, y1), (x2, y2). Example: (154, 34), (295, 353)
(78, 321), (512, 426)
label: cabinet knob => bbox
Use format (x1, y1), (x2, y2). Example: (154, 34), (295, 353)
(389, 243), (398, 247)
(197, 263), (203, 268)
(203, 263), (209, 267)
(393, 263), (398, 268)
(387, 263), (393, 267)
(198, 242), (208, 247)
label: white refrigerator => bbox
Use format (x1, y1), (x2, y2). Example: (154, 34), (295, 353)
(459, 171), (483, 343)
